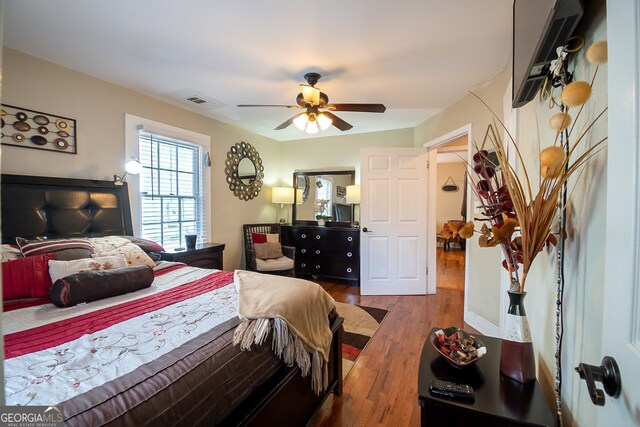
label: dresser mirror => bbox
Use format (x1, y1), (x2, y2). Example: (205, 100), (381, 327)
(292, 170), (356, 225)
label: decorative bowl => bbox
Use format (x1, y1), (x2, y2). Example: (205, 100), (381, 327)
(431, 326), (487, 368)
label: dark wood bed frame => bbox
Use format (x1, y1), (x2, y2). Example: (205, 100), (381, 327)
(1, 174), (343, 426)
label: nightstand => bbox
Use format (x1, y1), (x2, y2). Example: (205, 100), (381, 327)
(159, 243), (225, 270)
(418, 328), (555, 426)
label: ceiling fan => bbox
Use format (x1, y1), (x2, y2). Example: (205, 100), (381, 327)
(237, 72), (386, 134)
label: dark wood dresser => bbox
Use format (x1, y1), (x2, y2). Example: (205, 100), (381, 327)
(282, 225), (359, 284)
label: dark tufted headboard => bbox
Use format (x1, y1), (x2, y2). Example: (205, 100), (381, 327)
(1, 174), (133, 244)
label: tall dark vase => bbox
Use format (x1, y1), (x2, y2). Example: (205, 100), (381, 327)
(500, 290), (536, 383)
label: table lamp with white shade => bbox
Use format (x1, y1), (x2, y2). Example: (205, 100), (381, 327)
(346, 184), (361, 226)
(272, 187), (295, 224)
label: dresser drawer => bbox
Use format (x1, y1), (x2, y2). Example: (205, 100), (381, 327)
(283, 225), (359, 283)
(316, 228), (358, 248)
(295, 254), (312, 274)
(292, 227), (314, 241)
(321, 257), (359, 280)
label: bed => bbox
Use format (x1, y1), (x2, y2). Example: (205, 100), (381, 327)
(1, 174), (343, 426)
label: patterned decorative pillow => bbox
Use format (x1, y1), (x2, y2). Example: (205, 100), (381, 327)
(16, 237), (94, 260)
(92, 242), (156, 268)
(1, 244), (23, 262)
(89, 236), (132, 253)
(48, 255), (128, 283)
(2, 254), (54, 300)
(254, 242), (284, 260)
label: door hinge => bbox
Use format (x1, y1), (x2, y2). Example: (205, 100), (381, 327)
(427, 160), (430, 169)
(426, 266), (429, 275)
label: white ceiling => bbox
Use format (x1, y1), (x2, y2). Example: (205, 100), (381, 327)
(3, 0), (513, 142)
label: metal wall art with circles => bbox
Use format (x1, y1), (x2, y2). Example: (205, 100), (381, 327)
(224, 141), (264, 201)
(1, 104), (77, 154)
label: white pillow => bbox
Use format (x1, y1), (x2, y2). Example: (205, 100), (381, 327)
(89, 236), (131, 253)
(265, 233), (280, 243)
(49, 255), (128, 283)
(93, 242), (156, 268)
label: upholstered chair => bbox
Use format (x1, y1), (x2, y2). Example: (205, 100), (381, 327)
(243, 223), (295, 277)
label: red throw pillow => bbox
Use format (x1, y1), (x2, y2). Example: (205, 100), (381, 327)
(2, 254), (54, 300)
(137, 238), (164, 252)
(252, 233), (267, 244)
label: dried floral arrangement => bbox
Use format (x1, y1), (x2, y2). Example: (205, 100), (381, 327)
(452, 40), (608, 293)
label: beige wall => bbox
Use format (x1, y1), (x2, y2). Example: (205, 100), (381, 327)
(412, 6), (608, 424)
(1, 48), (282, 270)
(415, 68), (511, 327)
(436, 161), (466, 228)
(280, 128), (415, 184)
(520, 9), (607, 425)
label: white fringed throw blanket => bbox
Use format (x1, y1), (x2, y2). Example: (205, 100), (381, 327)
(232, 270), (335, 394)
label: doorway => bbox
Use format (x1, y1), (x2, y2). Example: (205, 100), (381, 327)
(424, 124), (472, 320)
(433, 139), (468, 294)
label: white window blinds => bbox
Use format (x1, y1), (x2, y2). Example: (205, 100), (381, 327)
(137, 131), (206, 249)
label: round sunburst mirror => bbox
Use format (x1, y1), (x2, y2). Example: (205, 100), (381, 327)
(224, 141), (264, 201)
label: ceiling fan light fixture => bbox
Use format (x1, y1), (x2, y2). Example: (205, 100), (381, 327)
(305, 115), (319, 134)
(317, 113), (332, 131)
(293, 113), (309, 130)
(301, 84), (320, 105)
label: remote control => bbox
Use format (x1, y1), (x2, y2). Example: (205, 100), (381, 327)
(429, 379), (475, 401)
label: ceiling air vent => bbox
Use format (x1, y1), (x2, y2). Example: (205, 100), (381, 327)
(186, 96), (207, 105)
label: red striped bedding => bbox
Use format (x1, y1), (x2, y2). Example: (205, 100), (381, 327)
(3, 264), (237, 408)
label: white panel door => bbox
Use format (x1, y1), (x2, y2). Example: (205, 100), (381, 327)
(598, 1), (640, 424)
(360, 148), (428, 295)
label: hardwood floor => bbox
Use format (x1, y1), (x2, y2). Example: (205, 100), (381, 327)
(309, 268), (471, 426)
(436, 248), (466, 292)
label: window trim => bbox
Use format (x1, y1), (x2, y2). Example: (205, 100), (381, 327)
(124, 114), (211, 241)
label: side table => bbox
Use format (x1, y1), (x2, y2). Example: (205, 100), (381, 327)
(159, 242), (225, 270)
(418, 327), (555, 427)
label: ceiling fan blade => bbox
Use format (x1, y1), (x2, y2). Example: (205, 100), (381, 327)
(274, 113), (304, 130)
(300, 85), (321, 105)
(325, 103), (386, 113)
(237, 104), (301, 108)
(322, 112), (353, 131)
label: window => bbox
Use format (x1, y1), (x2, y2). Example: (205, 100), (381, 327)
(124, 115), (211, 247)
(137, 131), (205, 249)
(315, 177), (333, 217)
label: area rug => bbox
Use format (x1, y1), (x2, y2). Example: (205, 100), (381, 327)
(335, 301), (388, 379)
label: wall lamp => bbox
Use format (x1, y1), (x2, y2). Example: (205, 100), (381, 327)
(114, 157), (143, 185)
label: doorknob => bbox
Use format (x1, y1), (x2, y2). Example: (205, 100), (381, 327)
(575, 356), (621, 406)
(362, 227), (372, 232)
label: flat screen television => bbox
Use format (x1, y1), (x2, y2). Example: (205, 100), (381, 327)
(333, 203), (352, 223)
(512, 0), (584, 108)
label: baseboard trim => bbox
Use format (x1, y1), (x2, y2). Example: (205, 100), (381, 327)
(464, 310), (500, 337)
